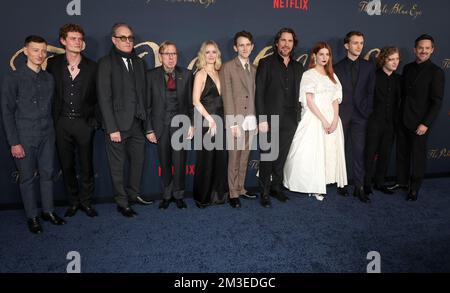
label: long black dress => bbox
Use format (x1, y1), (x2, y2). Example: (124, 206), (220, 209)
(193, 74), (228, 207)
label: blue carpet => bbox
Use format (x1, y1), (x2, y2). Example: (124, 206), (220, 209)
(1, 177), (449, 273)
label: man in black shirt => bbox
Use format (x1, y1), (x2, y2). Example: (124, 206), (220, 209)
(388, 34), (445, 201)
(47, 24), (99, 218)
(255, 28), (304, 208)
(364, 47), (401, 195)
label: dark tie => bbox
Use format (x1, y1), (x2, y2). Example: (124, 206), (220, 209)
(126, 58), (133, 72)
(351, 61), (358, 90)
(166, 73), (176, 91)
(244, 63), (253, 95)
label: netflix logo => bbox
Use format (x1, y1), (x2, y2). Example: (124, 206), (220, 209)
(158, 164), (195, 176)
(273, 0), (309, 10)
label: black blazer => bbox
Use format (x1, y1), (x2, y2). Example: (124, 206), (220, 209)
(97, 48), (148, 134)
(401, 59), (445, 131)
(46, 53), (98, 127)
(369, 69), (401, 126)
(146, 66), (194, 139)
(255, 53), (304, 124)
(334, 57), (376, 124)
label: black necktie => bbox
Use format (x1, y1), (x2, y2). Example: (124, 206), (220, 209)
(126, 58), (133, 73)
(351, 61), (358, 89)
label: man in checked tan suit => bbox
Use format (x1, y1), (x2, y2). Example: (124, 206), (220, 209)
(220, 31), (258, 208)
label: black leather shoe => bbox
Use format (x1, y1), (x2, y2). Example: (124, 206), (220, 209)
(406, 190), (418, 201)
(364, 185), (373, 196)
(159, 199), (171, 210)
(387, 183), (408, 191)
(132, 196), (154, 205)
(117, 206), (137, 218)
(354, 186), (371, 203)
(80, 205), (98, 217)
(240, 192), (257, 199)
(64, 205), (79, 217)
(175, 199), (187, 209)
(260, 194), (271, 208)
(41, 212), (66, 225)
(271, 191), (289, 202)
(27, 217), (42, 234)
(337, 186), (349, 196)
(229, 198), (241, 208)
(374, 184), (394, 195)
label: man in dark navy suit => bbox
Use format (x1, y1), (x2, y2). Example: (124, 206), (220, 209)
(334, 31), (376, 203)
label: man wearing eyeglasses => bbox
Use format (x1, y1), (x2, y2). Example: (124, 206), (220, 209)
(97, 23), (153, 218)
(146, 41), (193, 210)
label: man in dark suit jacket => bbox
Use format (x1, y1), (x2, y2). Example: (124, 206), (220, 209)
(255, 28), (304, 208)
(146, 41), (193, 210)
(389, 34), (445, 201)
(46, 24), (99, 218)
(334, 31), (376, 203)
(97, 23), (153, 218)
(364, 47), (401, 195)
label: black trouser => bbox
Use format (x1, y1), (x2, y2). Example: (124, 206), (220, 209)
(157, 125), (186, 200)
(396, 122), (428, 192)
(342, 116), (368, 188)
(56, 117), (95, 206)
(259, 112), (297, 195)
(105, 119), (145, 208)
(364, 120), (395, 187)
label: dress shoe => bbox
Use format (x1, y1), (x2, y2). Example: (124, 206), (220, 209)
(271, 191), (289, 202)
(260, 194), (271, 208)
(117, 206), (137, 218)
(387, 183), (408, 191)
(159, 199), (171, 210)
(27, 217), (42, 234)
(240, 192), (257, 199)
(406, 190), (418, 201)
(337, 186), (349, 197)
(364, 185), (373, 196)
(195, 202), (207, 209)
(354, 186), (371, 203)
(80, 205), (98, 217)
(175, 199), (187, 209)
(374, 184), (394, 195)
(41, 212), (66, 225)
(64, 205), (79, 217)
(132, 195), (154, 205)
(229, 198), (241, 208)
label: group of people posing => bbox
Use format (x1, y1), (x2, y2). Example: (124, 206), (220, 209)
(1, 23), (445, 234)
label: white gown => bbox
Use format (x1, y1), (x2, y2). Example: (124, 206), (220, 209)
(283, 68), (347, 194)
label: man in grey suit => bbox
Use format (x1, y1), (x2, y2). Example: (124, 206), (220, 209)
(146, 41), (194, 210)
(2, 35), (65, 234)
(97, 23), (153, 218)
(220, 31), (258, 208)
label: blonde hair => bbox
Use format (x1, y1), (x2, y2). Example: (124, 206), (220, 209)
(195, 40), (222, 71)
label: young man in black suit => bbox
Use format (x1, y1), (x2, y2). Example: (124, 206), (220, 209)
(47, 24), (99, 218)
(146, 41), (193, 210)
(388, 34), (445, 201)
(97, 23), (153, 218)
(334, 31), (376, 203)
(363, 47), (401, 195)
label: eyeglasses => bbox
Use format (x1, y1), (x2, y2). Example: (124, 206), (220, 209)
(160, 52), (178, 57)
(114, 35), (135, 42)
